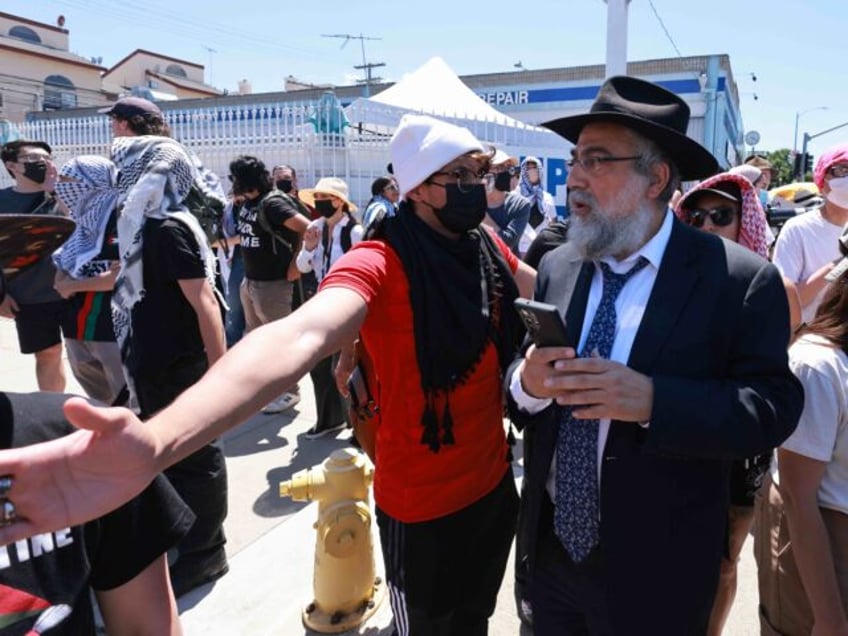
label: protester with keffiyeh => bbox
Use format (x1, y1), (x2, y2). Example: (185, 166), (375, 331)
(110, 133), (230, 597)
(51, 155), (126, 406)
(517, 156), (558, 256)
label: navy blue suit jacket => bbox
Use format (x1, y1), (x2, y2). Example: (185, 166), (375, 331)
(507, 217), (803, 634)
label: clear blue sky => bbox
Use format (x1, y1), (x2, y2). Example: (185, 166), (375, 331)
(6, 0), (846, 156)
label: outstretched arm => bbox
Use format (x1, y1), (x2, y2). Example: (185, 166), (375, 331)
(0, 286), (367, 544)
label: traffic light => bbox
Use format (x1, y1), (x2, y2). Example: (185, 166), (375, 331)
(793, 152), (803, 179)
(805, 153), (814, 178)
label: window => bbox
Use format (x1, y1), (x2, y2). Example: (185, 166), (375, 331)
(9, 26), (41, 44)
(43, 75), (77, 110)
(165, 64), (187, 78)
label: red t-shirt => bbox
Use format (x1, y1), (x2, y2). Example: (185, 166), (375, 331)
(321, 233), (519, 522)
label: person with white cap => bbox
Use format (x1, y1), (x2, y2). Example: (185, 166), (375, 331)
(0, 114), (536, 635)
(483, 149), (531, 255)
(295, 176), (363, 439)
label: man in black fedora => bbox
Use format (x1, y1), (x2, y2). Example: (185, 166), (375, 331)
(506, 76), (803, 634)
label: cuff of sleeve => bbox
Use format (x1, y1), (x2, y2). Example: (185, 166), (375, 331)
(509, 364), (553, 414)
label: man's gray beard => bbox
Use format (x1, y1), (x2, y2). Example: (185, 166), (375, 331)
(569, 196), (655, 260)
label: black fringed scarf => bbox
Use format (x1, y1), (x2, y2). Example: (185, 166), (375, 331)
(382, 203), (523, 452)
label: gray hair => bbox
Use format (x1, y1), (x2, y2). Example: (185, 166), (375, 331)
(630, 131), (681, 206)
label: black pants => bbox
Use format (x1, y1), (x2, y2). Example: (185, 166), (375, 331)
(531, 496), (612, 636)
(136, 355), (228, 565)
(377, 469), (518, 636)
(309, 353), (348, 431)
(294, 272), (348, 432)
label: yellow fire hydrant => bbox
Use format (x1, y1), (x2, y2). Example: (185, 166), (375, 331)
(279, 448), (385, 633)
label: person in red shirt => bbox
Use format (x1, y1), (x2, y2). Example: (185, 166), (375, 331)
(0, 114), (536, 635)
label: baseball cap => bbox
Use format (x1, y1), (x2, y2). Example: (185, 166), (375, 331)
(98, 97), (163, 119)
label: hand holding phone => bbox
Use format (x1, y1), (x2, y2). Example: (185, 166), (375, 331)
(514, 298), (571, 348)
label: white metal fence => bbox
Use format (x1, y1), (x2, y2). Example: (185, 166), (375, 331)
(2, 98), (570, 209)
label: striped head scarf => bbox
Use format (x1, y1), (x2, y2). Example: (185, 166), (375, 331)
(52, 155), (120, 278)
(675, 171), (769, 258)
(519, 156), (546, 209)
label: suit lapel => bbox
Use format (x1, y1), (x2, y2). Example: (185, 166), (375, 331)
(627, 219), (701, 373)
(546, 245), (594, 346)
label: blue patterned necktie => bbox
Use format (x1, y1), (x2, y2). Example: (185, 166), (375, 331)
(554, 256), (650, 562)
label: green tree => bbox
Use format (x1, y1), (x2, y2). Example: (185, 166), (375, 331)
(760, 149), (795, 186)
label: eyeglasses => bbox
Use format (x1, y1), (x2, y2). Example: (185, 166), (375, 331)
(688, 206), (737, 228)
(566, 155), (642, 175)
(384, 184), (398, 192)
(430, 167), (487, 192)
(827, 164), (848, 179)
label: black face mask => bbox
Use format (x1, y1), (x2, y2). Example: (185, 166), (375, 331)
(22, 161), (48, 184)
(433, 183), (487, 234)
(276, 179), (293, 194)
(494, 171), (513, 193)
(315, 199), (337, 218)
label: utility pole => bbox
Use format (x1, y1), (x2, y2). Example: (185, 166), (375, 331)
(202, 45), (217, 86)
(321, 33), (384, 97)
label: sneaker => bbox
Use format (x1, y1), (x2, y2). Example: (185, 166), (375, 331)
(261, 392), (301, 414)
(303, 422), (347, 439)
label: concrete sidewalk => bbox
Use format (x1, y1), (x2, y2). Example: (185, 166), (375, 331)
(0, 317), (761, 634)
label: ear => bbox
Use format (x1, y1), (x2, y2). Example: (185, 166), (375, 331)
(645, 161), (671, 200)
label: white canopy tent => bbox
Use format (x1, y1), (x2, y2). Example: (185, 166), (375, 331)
(345, 57), (563, 148)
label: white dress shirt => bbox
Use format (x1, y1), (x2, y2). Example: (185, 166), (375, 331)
(509, 209), (674, 501)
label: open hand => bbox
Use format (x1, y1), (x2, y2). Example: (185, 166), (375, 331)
(0, 397), (161, 545)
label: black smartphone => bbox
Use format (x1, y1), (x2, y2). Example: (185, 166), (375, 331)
(514, 298), (571, 347)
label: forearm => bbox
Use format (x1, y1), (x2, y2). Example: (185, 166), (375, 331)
(501, 208), (530, 246)
(196, 298), (226, 366)
(784, 497), (848, 626)
(797, 261), (835, 308)
(148, 288), (365, 471)
(295, 248), (314, 273)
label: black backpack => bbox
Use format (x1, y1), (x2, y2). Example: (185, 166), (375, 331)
(183, 183), (226, 249)
(256, 189), (309, 254)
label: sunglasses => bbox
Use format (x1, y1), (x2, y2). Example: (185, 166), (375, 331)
(688, 206), (737, 228)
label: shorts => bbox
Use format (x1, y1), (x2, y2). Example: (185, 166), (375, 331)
(13, 300), (73, 354)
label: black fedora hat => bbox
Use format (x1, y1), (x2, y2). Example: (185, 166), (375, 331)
(542, 76), (718, 180)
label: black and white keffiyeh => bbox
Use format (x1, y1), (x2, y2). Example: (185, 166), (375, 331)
(110, 135), (220, 406)
(52, 155), (120, 278)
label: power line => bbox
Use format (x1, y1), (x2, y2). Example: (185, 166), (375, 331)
(321, 33), (384, 96)
(647, 0), (682, 58)
(53, 0), (336, 64)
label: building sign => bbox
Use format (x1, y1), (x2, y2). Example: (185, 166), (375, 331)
(479, 90), (529, 106)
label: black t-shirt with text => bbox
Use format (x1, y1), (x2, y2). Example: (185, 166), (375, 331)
(0, 391), (192, 635)
(238, 193), (300, 281)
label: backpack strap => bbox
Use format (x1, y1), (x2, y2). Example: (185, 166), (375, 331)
(256, 190), (294, 254)
(340, 213), (359, 254)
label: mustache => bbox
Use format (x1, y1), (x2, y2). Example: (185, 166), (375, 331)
(568, 190), (596, 208)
